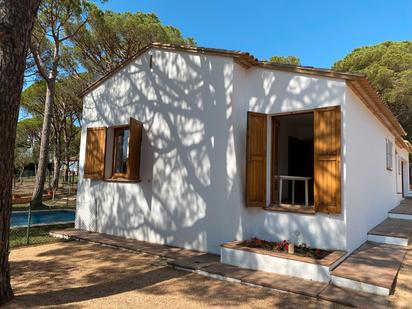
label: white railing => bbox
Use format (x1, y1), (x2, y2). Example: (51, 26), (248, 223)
(274, 175), (311, 206)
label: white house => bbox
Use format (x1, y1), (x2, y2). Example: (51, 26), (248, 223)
(76, 43), (412, 255)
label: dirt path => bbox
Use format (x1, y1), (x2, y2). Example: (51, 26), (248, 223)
(6, 241), (347, 308)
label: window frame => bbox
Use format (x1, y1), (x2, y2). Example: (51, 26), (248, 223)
(111, 125), (130, 179)
(386, 138), (393, 171)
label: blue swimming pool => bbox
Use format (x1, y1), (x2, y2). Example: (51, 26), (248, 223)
(11, 210), (75, 227)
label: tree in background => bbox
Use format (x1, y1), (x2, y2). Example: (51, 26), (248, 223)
(14, 118), (42, 183)
(268, 55), (301, 65)
(29, 0), (94, 206)
(0, 0), (40, 303)
(21, 76), (84, 191)
(333, 41), (412, 141)
(67, 10), (195, 77)
(55, 75), (84, 183)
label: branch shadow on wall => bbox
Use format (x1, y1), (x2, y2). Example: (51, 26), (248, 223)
(78, 50), (346, 254)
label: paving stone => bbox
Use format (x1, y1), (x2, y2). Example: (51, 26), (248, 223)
(368, 218), (412, 239)
(319, 285), (389, 309)
(241, 270), (328, 298)
(51, 229), (212, 260)
(201, 263), (256, 280)
(390, 201), (412, 215)
(331, 241), (407, 290)
(168, 254), (220, 270)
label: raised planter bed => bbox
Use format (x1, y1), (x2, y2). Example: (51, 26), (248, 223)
(221, 240), (346, 283)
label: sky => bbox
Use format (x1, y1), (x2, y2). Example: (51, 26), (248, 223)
(98, 0), (412, 68)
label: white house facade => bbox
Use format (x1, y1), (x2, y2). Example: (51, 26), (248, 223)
(76, 43), (411, 255)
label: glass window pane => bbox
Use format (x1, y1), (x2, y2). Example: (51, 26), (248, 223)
(114, 129), (129, 174)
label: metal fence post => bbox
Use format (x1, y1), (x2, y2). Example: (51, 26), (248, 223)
(26, 201), (32, 245)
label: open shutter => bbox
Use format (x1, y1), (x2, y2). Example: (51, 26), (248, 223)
(127, 117), (143, 181)
(246, 112), (267, 207)
(314, 106), (341, 213)
(271, 118), (279, 204)
(84, 127), (106, 179)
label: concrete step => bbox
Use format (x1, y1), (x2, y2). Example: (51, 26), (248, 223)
(389, 201), (412, 220)
(331, 241), (407, 296)
(367, 218), (412, 246)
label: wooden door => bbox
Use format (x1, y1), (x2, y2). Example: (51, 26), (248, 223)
(314, 107), (341, 213)
(246, 112), (267, 207)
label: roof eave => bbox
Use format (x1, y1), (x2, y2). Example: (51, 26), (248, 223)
(77, 43), (407, 144)
(347, 77), (406, 138)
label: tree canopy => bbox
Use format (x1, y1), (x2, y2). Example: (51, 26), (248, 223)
(15, 117), (43, 171)
(333, 41), (412, 141)
(67, 10), (196, 77)
(268, 55), (301, 65)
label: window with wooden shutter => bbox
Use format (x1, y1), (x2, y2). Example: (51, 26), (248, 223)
(84, 127), (107, 179)
(108, 117), (143, 181)
(246, 112), (267, 207)
(314, 106), (341, 213)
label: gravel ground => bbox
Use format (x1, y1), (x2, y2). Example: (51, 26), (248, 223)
(388, 249), (412, 308)
(5, 241), (348, 308)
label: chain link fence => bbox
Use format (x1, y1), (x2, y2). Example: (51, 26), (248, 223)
(10, 174), (77, 248)
(10, 223), (74, 248)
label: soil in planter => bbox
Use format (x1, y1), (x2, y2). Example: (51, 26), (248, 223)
(240, 237), (332, 260)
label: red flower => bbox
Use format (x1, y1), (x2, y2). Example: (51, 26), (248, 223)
(285, 244), (289, 251)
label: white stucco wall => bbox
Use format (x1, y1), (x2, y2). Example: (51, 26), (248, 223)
(232, 66), (347, 250)
(78, 49), (248, 253)
(343, 87), (409, 252)
(76, 47), (408, 255)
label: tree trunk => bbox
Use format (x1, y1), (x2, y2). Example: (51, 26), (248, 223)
(19, 168), (24, 184)
(63, 128), (70, 183)
(52, 139), (61, 191)
(0, 0), (40, 304)
(63, 157), (70, 183)
(31, 80), (55, 207)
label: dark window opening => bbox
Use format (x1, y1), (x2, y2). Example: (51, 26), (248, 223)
(113, 127), (130, 177)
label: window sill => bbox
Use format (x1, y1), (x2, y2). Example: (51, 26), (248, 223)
(104, 178), (141, 183)
(265, 204), (316, 215)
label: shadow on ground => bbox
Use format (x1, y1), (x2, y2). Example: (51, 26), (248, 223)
(7, 241), (343, 308)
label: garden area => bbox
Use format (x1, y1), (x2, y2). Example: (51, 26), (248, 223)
(10, 175), (76, 248)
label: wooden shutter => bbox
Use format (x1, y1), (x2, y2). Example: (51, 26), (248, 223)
(271, 118), (279, 204)
(127, 117), (143, 181)
(314, 107), (341, 213)
(84, 127), (106, 179)
(246, 112), (267, 207)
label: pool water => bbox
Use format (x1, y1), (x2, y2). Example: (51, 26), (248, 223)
(11, 210), (75, 227)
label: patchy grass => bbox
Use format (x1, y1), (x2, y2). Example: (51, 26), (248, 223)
(12, 195), (76, 212)
(10, 223), (74, 248)
(12, 177), (77, 211)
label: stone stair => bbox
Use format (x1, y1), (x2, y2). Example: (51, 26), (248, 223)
(367, 217), (412, 246)
(330, 198), (412, 296)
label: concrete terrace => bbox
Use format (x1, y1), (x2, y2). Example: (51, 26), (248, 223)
(50, 229), (388, 308)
